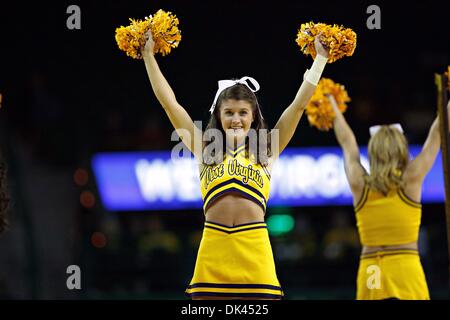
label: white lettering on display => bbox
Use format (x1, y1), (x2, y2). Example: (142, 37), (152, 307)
(135, 159), (175, 201)
(134, 153), (370, 203)
(171, 158), (200, 201)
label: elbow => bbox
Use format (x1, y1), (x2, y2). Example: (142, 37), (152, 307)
(154, 92), (177, 111)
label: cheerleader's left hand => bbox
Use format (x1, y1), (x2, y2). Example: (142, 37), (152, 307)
(143, 29), (155, 58)
(314, 34), (330, 59)
(326, 94), (339, 113)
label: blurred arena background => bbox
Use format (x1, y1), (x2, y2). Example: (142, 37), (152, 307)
(0, 0), (449, 299)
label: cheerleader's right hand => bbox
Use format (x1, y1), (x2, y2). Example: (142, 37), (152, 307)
(143, 29), (155, 57)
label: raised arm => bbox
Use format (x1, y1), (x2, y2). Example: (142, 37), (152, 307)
(329, 95), (366, 195)
(404, 101), (450, 185)
(142, 31), (202, 160)
(271, 36), (329, 155)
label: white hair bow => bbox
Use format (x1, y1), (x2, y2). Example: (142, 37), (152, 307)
(209, 76), (260, 115)
(369, 123), (404, 137)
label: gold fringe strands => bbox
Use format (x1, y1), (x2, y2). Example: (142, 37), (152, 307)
(115, 18), (150, 59)
(296, 22), (357, 63)
(115, 9), (182, 59)
(306, 78), (350, 131)
(150, 9), (182, 56)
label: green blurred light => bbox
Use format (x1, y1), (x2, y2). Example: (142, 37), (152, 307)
(267, 214), (295, 236)
(269, 206), (293, 215)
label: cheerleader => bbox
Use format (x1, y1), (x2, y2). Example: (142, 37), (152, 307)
(141, 31), (330, 299)
(328, 94), (449, 300)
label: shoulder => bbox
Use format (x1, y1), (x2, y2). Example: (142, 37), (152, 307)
(399, 178), (422, 203)
(350, 174), (367, 204)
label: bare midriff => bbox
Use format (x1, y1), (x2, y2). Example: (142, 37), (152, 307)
(362, 241), (418, 255)
(205, 192), (265, 226)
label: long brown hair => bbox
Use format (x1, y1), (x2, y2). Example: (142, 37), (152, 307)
(365, 126), (409, 195)
(202, 83), (271, 166)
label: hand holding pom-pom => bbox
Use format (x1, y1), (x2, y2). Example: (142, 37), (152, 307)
(296, 22), (356, 63)
(115, 9), (181, 59)
(143, 29), (155, 58)
(326, 94), (340, 114)
(314, 34), (330, 59)
(306, 78), (350, 131)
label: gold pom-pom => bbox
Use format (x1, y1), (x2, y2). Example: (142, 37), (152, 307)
(149, 9), (182, 56)
(306, 78), (351, 131)
(296, 22), (357, 63)
(115, 9), (182, 59)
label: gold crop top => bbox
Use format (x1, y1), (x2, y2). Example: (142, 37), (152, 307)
(199, 144), (271, 213)
(355, 185), (422, 246)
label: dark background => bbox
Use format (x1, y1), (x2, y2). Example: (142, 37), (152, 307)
(0, 0), (449, 299)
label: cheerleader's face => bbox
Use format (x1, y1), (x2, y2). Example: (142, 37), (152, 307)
(219, 99), (254, 145)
